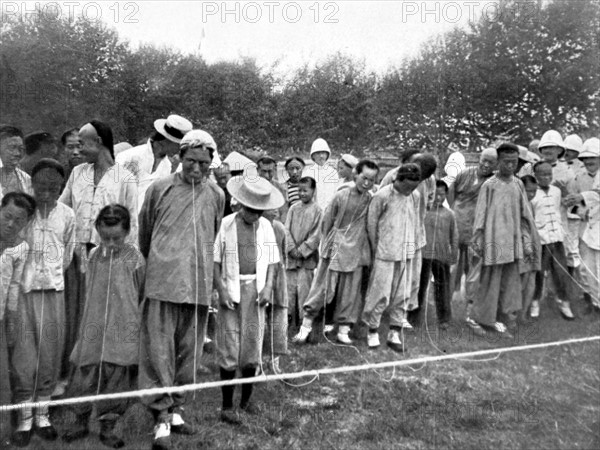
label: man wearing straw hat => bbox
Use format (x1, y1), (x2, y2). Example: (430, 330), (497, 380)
(116, 114), (192, 213)
(213, 175), (284, 424)
(138, 130), (224, 450)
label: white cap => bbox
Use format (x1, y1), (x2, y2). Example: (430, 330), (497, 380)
(340, 154), (359, 168)
(564, 134), (583, 153)
(578, 137), (600, 158)
(180, 130), (217, 151)
(310, 138), (331, 156)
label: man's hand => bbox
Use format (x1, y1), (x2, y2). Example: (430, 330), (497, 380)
(219, 290), (235, 310)
(257, 285), (273, 307)
(471, 234), (484, 257)
(564, 193), (584, 208)
(523, 242), (535, 258)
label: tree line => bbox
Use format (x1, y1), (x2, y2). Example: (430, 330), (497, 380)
(1, 0), (598, 163)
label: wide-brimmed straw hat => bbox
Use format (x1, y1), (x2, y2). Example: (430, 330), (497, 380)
(227, 176), (285, 211)
(154, 114), (193, 144)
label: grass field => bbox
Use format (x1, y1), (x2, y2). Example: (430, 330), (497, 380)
(2, 292), (599, 450)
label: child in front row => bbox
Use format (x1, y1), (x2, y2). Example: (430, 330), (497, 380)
(63, 205), (145, 449)
(0, 192), (36, 444)
(416, 180), (458, 329)
(285, 177), (322, 329)
(520, 175), (542, 320)
(530, 161), (575, 320)
(10, 159), (75, 447)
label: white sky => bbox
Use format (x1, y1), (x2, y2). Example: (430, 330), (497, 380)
(12, 1), (509, 74)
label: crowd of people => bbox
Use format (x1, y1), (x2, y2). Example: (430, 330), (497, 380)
(0, 116), (599, 450)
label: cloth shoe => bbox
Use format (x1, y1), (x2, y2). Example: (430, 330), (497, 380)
(152, 422), (171, 450)
(292, 319), (313, 344)
(400, 318), (413, 330)
(99, 419), (124, 448)
(386, 330), (405, 353)
(465, 317), (486, 337)
(336, 325), (353, 345)
(557, 300), (575, 320)
(367, 331), (380, 348)
(323, 324), (335, 334)
(12, 399), (33, 447)
(530, 300), (540, 318)
(34, 396), (57, 441)
(170, 412), (197, 435)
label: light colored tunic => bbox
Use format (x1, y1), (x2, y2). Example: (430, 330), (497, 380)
(321, 188), (371, 272)
(21, 203), (75, 293)
(285, 200), (322, 270)
(116, 139), (172, 214)
(0, 241), (28, 321)
(59, 163), (138, 247)
(0, 165), (32, 200)
(367, 184), (420, 262)
(531, 186), (565, 245)
(447, 166), (491, 245)
(214, 214), (280, 304)
(472, 175), (534, 266)
(70, 244), (144, 367)
(139, 173), (225, 306)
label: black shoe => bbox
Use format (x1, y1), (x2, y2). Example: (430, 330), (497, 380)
(220, 408), (241, 425)
(152, 436), (172, 450)
(240, 402), (260, 415)
(171, 422), (197, 435)
(11, 430), (32, 447)
(100, 420), (125, 448)
(36, 424), (58, 441)
(62, 424), (89, 443)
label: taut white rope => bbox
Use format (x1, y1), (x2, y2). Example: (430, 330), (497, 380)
(3, 336), (597, 412)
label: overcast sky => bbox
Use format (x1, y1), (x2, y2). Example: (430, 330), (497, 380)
(16, 1), (501, 74)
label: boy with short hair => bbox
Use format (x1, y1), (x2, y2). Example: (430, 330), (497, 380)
(293, 160), (379, 345)
(362, 163), (422, 351)
(416, 180), (458, 329)
(11, 159), (75, 445)
(214, 176), (283, 424)
(530, 161), (575, 320)
(467, 143), (535, 336)
(519, 175), (542, 320)
(285, 177), (322, 328)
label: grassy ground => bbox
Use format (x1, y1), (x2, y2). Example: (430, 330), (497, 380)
(2, 292), (599, 450)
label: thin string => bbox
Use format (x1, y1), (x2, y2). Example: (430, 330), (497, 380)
(192, 179), (199, 400)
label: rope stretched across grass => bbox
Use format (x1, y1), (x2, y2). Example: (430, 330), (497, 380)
(2, 335), (598, 412)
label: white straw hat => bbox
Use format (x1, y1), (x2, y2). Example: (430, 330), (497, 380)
(227, 176), (285, 211)
(154, 114), (193, 144)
